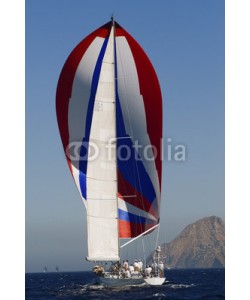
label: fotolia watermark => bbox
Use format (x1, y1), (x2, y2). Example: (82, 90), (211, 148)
(66, 137), (187, 162)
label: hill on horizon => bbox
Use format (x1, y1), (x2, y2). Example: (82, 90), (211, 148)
(153, 216), (225, 269)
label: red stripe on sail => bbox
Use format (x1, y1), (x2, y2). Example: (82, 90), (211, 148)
(56, 22), (112, 173)
(119, 220), (132, 238)
(119, 220), (157, 238)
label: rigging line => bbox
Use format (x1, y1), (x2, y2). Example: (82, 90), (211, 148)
(116, 38), (146, 238)
(87, 198), (117, 200)
(115, 44), (137, 211)
(155, 223), (160, 250)
(116, 40), (135, 149)
(115, 42), (136, 186)
(117, 45), (149, 223)
(112, 20), (120, 258)
(120, 224), (159, 248)
(116, 36), (156, 243)
(116, 38), (160, 220)
(142, 237), (146, 268)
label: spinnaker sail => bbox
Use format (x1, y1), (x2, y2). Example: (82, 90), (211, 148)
(56, 20), (162, 262)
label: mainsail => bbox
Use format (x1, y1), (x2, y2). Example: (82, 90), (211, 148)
(56, 20), (162, 262)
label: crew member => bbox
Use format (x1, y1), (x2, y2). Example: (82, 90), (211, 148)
(133, 260), (139, 272)
(158, 261), (164, 277)
(129, 264), (134, 273)
(124, 269), (131, 278)
(138, 259), (143, 271)
(123, 260), (129, 270)
(145, 265), (152, 277)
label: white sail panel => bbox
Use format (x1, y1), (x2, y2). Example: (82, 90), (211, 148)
(86, 141), (116, 180)
(87, 177), (116, 200)
(86, 25), (119, 261)
(68, 38), (104, 205)
(87, 216), (119, 261)
(68, 38), (104, 144)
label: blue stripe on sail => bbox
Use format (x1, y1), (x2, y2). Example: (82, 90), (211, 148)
(79, 172), (86, 199)
(118, 209), (155, 224)
(79, 36), (109, 200)
(113, 37), (156, 204)
(117, 137), (156, 203)
(85, 37), (109, 141)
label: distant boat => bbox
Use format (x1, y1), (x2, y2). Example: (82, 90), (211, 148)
(56, 266), (59, 272)
(43, 266), (48, 273)
(56, 17), (165, 286)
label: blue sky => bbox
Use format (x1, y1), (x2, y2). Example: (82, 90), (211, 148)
(26, 0), (224, 273)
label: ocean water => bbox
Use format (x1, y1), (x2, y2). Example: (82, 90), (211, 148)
(26, 269), (224, 299)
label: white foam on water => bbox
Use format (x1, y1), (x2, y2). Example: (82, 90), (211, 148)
(170, 283), (195, 289)
(128, 282), (147, 287)
(87, 284), (105, 290)
(153, 293), (166, 297)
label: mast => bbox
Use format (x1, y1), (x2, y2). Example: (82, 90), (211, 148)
(112, 16), (121, 261)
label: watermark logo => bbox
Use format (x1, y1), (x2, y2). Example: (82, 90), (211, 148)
(66, 137), (187, 162)
(163, 138), (186, 162)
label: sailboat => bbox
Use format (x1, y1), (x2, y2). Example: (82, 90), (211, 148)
(56, 17), (165, 286)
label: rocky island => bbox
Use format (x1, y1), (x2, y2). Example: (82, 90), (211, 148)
(158, 216), (225, 269)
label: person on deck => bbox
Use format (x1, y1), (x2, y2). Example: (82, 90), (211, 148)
(123, 260), (129, 270)
(129, 264), (134, 273)
(138, 259), (143, 271)
(151, 261), (157, 275)
(158, 261), (164, 277)
(124, 269), (131, 278)
(133, 260), (139, 272)
(145, 265), (152, 277)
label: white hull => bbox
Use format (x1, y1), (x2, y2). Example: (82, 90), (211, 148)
(98, 272), (144, 286)
(99, 276), (144, 286)
(144, 277), (166, 286)
(98, 273), (165, 286)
